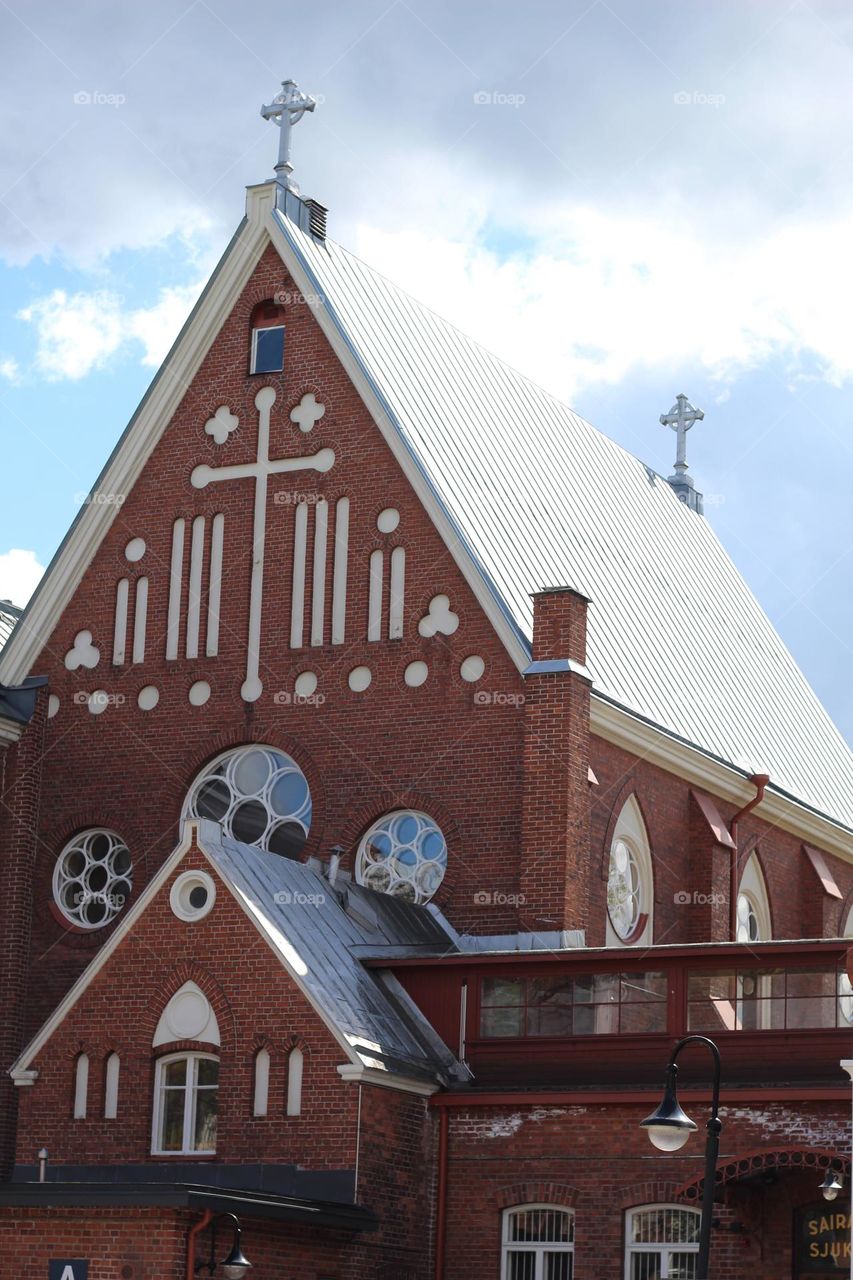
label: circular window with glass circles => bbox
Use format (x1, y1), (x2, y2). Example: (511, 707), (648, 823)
(183, 745), (312, 859)
(53, 829), (133, 929)
(356, 810), (448, 904)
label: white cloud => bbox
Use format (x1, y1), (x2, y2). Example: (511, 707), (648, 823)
(0, 356), (20, 382)
(17, 280), (205, 380)
(0, 549), (45, 607)
(352, 206), (853, 402)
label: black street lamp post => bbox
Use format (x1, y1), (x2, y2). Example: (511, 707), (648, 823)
(640, 1035), (722, 1279)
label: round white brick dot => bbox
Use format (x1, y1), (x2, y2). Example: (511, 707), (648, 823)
(88, 690), (109, 715)
(47, 694), (60, 719)
(460, 655), (485, 683)
(124, 537), (146, 562)
(376, 507), (400, 533)
(404, 660), (428, 688)
(348, 665), (372, 692)
(188, 680), (211, 707)
(138, 685), (160, 711)
(295, 671), (318, 698)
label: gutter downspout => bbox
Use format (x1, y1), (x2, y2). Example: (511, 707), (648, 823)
(434, 1106), (449, 1280)
(186, 1208), (213, 1280)
(729, 773), (770, 938)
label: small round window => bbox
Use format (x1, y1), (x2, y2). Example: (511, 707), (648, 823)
(53, 829), (132, 929)
(356, 810), (448, 904)
(184, 745), (312, 859)
(607, 838), (642, 941)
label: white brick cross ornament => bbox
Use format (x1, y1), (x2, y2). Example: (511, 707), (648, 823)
(191, 385), (335, 702)
(290, 393), (325, 433)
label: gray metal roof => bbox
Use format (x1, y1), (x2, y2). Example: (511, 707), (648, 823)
(0, 601), (21, 653)
(275, 207), (853, 831)
(202, 824), (461, 1083)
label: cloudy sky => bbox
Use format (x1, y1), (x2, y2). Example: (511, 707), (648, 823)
(2, 0), (853, 738)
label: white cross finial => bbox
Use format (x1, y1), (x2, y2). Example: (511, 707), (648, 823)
(261, 78), (317, 194)
(660, 393), (704, 477)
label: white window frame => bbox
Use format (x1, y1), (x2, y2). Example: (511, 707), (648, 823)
(151, 1051), (218, 1156)
(500, 1203), (575, 1279)
(624, 1203), (700, 1279)
(606, 796), (653, 948)
(250, 324), (285, 374)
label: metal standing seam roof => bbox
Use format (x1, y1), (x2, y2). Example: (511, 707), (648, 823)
(274, 207), (853, 832)
(204, 826), (461, 1082)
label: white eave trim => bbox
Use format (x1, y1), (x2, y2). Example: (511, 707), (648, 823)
(11, 1068), (38, 1087)
(336, 1063), (439, 1097)
(591, 695), (853, 865)
(0, 718), (23, 746)
(0, 216), (270, 689)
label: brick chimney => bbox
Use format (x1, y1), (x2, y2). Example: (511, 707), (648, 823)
(518, 587), (593, 935)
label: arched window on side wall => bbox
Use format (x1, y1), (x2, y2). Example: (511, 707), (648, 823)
(736, 852), (771, 941)
(606, 796), (654, 947)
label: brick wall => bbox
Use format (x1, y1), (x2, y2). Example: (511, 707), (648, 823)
(440, 1099), (850, 1280)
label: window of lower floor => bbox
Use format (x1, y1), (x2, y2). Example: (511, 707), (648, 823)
(152, 1051), (218, 1155)
(501, 1204), (574, 1279)
(625, 1205), (700, 1279)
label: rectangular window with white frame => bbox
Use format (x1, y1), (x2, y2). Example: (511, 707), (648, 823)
(152, 1052), (218, 1155)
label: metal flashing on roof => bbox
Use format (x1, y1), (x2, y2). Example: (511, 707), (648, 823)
(523, 658), (593, 681)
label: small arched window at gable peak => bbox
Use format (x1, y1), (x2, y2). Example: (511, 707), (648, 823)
(249, 300), (286, 375)
(606, 795), (653, 949)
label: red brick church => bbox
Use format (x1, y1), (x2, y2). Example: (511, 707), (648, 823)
(0, 81), (851, 1280)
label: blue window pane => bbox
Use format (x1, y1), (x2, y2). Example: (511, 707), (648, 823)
(252, 326), (285, 373)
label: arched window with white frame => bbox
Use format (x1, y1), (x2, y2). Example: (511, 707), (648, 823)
(606, 796), (654, 947)
(736, 851), (771, 942)
(625, 1204), (700, 1279)
(735, 851), (772, 1028)
(501, 1204), (574, 1279)
(151, 1051), (218, 1155)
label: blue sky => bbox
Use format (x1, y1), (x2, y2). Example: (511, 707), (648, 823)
(2, 0), (853, 742)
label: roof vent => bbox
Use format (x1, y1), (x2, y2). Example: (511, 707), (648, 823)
(304, 199), (328, 241)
